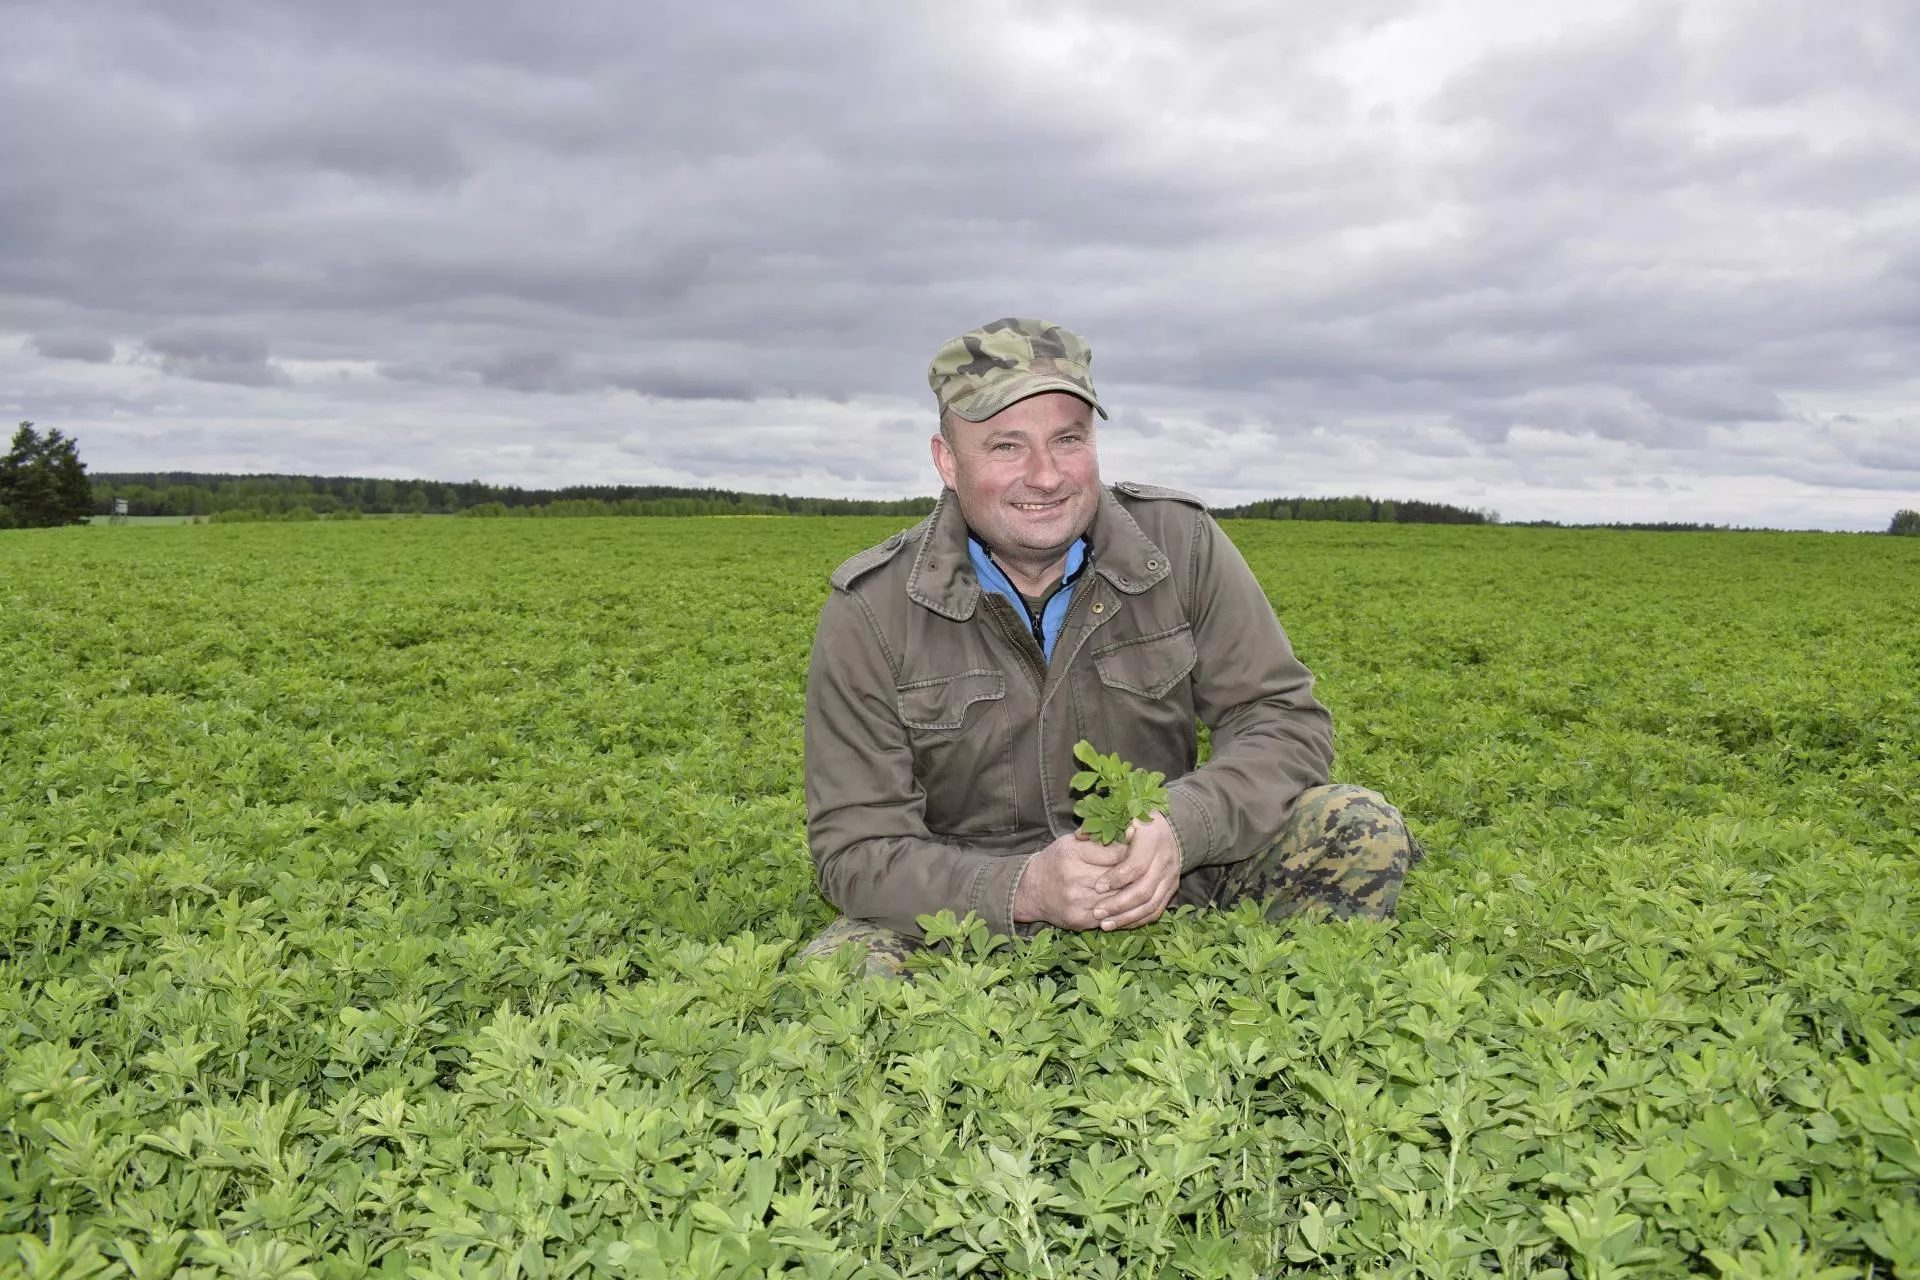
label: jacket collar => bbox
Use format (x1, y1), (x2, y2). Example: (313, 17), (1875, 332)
(906, 484), (1172, 620)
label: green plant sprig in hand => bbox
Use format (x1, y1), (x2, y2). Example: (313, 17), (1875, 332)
(1071, 740), (1170, 844)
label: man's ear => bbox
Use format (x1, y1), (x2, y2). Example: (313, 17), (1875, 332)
(931, 431), (959, 491)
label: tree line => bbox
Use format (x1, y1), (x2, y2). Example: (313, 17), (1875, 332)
(93, 472), (1509, 525)
(1516, 516), (1920, 534)
(1212, 495), (1496, 524)
(13, 444), (1912, 535)
(89, 472), (939, 519)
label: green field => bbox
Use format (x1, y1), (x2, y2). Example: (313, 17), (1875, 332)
(3, 518), (1917, 1278)
(80, 517), (204, 527)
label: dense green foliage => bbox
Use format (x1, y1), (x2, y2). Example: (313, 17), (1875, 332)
(1210, 497), (1491, 525)
(1, 423), (94, 530)
(87, 473), (938, 521)
(3, 518), (1917, 1278)
(1891, 510), (1920, 537)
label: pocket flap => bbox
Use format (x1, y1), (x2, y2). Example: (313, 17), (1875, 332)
(896, 669), (1007, 730)
(1093, 626), (1197, 700)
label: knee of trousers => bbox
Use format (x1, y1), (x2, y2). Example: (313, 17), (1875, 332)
(1283, 785), (1417, 919)
(794, 916), (918, 979)
(1284, 784), (1421, 882)
(1296, 784), (1409, 843)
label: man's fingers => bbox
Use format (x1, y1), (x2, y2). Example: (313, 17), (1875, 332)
(1100, 885), (1174, 931)
(1093, 842), (1160, 894)
(1096, 869), (1169, 918)
(1092, 813), (1174, 892)
(1095, 855), (1154, 906)
(1099, 903), (1159, 931)
(1072, 888), (1117, 931)
(1090, 836), (1157, 890)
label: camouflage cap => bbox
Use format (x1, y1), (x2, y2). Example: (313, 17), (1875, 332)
(928, 317), (1108, 423)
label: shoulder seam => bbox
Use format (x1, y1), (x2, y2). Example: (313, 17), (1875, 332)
(1112, 480), (1207, 509)
(1185, 507), (1204, 621)
(829, 527), (914, 591)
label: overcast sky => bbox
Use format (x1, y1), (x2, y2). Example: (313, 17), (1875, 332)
(3, 0), (1916, 528)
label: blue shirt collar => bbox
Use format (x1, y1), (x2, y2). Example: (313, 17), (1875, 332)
(966, 534), (1090, 598)
(965, 535), (1091, 661)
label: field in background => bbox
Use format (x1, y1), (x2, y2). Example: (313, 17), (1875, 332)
(80, 516), (202, 527)
(3, 517), (1917, 1277)
(82, 515), (447, 527)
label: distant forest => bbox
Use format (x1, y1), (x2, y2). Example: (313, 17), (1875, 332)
(1213, 495), (1494, 524)
(92, 472), (1502, 525)
(90, 473), (937, 519)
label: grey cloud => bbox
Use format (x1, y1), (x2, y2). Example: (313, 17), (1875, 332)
(146, 328), (273, 364)
(2, 0), (1916, 527)
(616, 426), (924, 487)
(605, 370), (756, 402)
(1376, 425), (1473, 459)
(29, 332), (115, 362)
(1433, 9), (1691, 177)
(212, 99), (470, 186)
(403, 349), (762, 401)
(1448, 388), (1708, 449)
(471, 350), (577, 394)
(1856, 447), (1920, 473)
(1114, 407), (1166, 437)
(374, 359), (469, 386)
(1446, 411), (1513, 446)
(155, 359), (292, 388)
(1773, 467), (1920, 493)
(1634, 371), (1787, 425)
(143, 328), (290, 387)
(1704, 0), (1919, 109)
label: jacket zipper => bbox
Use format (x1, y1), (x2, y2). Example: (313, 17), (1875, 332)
(984, 596), (1049, 691)
(1034, 582), (1099, 837)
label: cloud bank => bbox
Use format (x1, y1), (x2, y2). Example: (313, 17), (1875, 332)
(2, 0), (1915, 527)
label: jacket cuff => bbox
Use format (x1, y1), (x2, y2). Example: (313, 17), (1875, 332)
(970, 853), (1030, 939)
(1166, 782), (1216, 873)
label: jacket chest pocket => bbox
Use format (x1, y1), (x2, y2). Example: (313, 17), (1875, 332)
(897, 670), (1018, 836)
(1092, 625), (1197, 700)
(897, 670), (1005, 731)
(1087, 625), (1200, 780)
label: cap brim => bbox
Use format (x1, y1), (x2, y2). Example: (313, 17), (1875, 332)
(948, 375), (1108, 423)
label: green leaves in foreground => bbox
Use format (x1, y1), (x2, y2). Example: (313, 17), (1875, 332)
(1071, 739), (1170, 843)
(3, 518), (1918, 1277)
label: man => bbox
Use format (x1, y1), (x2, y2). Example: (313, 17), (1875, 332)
(799, 317), (1420, 977)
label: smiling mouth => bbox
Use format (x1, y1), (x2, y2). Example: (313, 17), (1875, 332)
(1011, 498), (1067, 511)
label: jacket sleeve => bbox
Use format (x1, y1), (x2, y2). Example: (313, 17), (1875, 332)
(1162, 512), (1334, 872)
(804, 589), (1029, 940)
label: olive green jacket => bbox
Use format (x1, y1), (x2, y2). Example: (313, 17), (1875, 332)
(803, 482), (1333, 939)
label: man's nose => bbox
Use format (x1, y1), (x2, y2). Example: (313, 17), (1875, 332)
(1026, 444), (1064, 489)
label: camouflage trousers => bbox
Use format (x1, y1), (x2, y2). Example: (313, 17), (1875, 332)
(797, 783), (1422, 979)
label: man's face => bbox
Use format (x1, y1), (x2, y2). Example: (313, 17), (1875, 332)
(931, 391), (1101, 565)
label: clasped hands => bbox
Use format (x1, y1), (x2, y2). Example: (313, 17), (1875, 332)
(1011, 812), (1181, 932)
